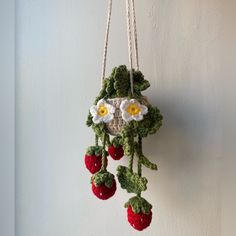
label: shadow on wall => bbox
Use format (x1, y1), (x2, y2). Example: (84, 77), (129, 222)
(142, 87), (220, 212)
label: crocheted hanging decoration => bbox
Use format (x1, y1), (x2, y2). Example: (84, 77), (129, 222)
(84, 0), (163, 231)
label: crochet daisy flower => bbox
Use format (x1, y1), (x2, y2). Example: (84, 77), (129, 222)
(120, 99), (148, 122)
(90, 99), (115, 124)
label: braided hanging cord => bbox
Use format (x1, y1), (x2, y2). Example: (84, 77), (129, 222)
(101, 0), (113, 85)
(101, 0), (140, 96)
(126, 0), (134, 95)
(131, 0), (139, 70)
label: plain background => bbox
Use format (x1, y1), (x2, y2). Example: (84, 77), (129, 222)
(0, 0), (15, 236)
(1, 0), (236, 236)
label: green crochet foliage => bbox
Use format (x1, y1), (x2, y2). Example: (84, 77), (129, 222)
(140, 155), (157, 170)
(92, 65), (151, 102)
(91, 171), (115, 188)
(113, 65), (130, 97)
(133, 105), (163, 137)
(86, 120), (111, 146)
(117, 166), (148, 195)
(133, 70), (150, 94)
(134, 142), (157, 170)
(86, 146), (103, 156)
(125, 196), (152, 214)
(121, 123), (134, 156)
(110, 136), (123, 148)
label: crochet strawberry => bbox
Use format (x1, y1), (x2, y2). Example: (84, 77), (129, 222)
(108, 145), (124, 160)
(125, 196), (153, 231)
(91, 171), (116, 200)
(108, 136), (124, 160)
(84, 146), (107, 174)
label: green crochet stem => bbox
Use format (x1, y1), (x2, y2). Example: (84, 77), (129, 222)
(128, 124), (135, 173)
(95, 135), (98, 146)
(137, 136), (142, 197)
(128, 148), (134, 172)
(106, 135), (111, 146)
(101, 132), (107, 171)
(137, 136), (142, 177)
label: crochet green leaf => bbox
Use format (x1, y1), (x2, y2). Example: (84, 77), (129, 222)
(91, 65), (151, 102)
(125, 196), (152, 214)
(91, 171), (115, 188)
(86, 146), (103, 156)
(111, 136), (123, 148)
(117, 165), (148, 194)
(133, 70), (150, 93)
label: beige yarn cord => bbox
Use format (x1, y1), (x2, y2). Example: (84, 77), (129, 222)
(131, 0), (139, 70)
(101, 0), (113, 85)
(101, 0), (140, 96)
(126, 0), (134, 95)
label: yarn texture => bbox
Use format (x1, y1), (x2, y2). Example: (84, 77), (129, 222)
(127, 206), (152, 231)
(84, 146), (106, 174)
(92, 179), (116, 200)
(84, 65), (162, 230)
(108, 145), (124, 160)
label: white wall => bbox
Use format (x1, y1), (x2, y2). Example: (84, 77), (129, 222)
(15, 0), (235, 236)
(0, 1), (15, 236)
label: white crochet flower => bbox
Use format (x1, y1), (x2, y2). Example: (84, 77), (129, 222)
(120, 99), (148, 122)
(90, 99), (115, 124)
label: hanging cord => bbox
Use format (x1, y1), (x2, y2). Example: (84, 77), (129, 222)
(101, 0), (140, 95)
(126, 0), (134, 96)
(101, 0), (113, 86)
(131, 0), (139, 70)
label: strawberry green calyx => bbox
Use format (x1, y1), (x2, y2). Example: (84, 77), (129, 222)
(91, 171), (115, 188)
(111, 136), (123, 148)
(125, 196), (152, 214)
(86, 146), (105, 157)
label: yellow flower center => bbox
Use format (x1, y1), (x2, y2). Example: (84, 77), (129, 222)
(98, 105), (108, 116)
(127, 103), (141, 116)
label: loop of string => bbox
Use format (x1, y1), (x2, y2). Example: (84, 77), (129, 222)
(101, 0), (139, 97)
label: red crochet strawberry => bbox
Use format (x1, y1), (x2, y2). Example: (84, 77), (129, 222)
(125, 196), (153, 231)
(84, 146), (107, 174)
(108, 136), (124, 160)
(91, 171), (116, 200)
(108, 145), (124, 160)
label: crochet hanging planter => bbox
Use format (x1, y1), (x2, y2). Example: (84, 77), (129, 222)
(84, 0), (163, 231)
(85, 65), (163, 231)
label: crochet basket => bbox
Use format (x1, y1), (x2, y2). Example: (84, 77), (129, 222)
(106, 96), (149, 136)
